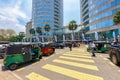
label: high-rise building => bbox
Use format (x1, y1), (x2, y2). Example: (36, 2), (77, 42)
(25, 20), (32, 38)
(32, 0), (63, 36)
(80, 0), (120, 40)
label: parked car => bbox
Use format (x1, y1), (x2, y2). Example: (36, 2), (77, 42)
(55, 41), (64, 49)
(40, 42), (55, 56)
(72, 41), (80, 47)
(109, 43), (120, 65)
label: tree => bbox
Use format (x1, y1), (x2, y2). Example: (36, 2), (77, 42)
(113, 11), (120, 25)
(36, 27), (42, 35)
(19, 32), (25, 41)
(0, 29), (6, 37)
(19, 32), (25, 37)
(68, 20), (77, 40)
(6, 29), (16, 38)
(9, 36), (21, 42)
(44, 24), (51, 36)
(29, 28), (35, 36)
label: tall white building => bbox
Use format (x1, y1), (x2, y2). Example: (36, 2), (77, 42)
(25, 20), (32, 38)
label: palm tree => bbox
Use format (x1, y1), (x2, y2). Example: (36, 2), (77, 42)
(113, 11), (120, 40)
(29, 28), (35, 36)
(44, 24), (51, 36)
(68, 20), (77, 40)
(19, 32), (25, 41)
(36, 27), (42, 35)
(113, 11), (120, 25)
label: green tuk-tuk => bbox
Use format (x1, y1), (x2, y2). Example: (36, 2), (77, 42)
(3, 42), (42, 70)
(87, 41), (111, 53)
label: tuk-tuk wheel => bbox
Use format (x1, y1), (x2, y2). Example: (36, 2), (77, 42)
(0, 55), (3, 59)
(111, 54), (119, 65)
(9, 63), (18, 70)
(39, 56), (42, 59)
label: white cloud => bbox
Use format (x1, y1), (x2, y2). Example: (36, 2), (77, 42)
(63, 0), (80, 26)
(0, 0), (80, 34)
(0, 0), (30, 34)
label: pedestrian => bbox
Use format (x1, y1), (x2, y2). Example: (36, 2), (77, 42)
(90, 41), (96, 57)
(69, 42), (72, 51)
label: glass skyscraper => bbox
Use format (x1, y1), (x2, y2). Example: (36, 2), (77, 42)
(80, 0), (120, 40)
(32, 0), (63, 36)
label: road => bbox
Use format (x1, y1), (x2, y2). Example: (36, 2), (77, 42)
(0, 46), (120, 80)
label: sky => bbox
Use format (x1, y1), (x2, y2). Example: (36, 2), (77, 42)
(0, 0), (80, 34)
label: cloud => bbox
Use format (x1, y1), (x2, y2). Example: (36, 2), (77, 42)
(0, 0), (31, 34)
(0, 0), (80, 34)
(63, 0), (80, 26)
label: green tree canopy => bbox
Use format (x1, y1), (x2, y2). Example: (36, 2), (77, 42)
(113, 11), (120, 25)
(19, 32), (25, 37)
(68, 20), (77, 31)
(36, 27), (42, 35)
(9, 36), (21, 42)
(29, 28), (35, 35)
(44, 24), (51, 32)
(18, 32), (25, 41)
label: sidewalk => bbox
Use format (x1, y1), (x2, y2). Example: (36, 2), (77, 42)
(0, 60), (23, 80)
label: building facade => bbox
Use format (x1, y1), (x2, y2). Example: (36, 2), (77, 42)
(32, 0), (63, 36)
(25, 20), (32, 38)
(80, 0), (120, 40)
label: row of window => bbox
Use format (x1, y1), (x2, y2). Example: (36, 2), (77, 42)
(34, 23), (54, 28)
(33, 0), (53, 5)
(35, 11), (53, 15)
(34, 19), (52, 23)
(82, 3), (88, 12)
(89, 0), (107, 11)
(89, 0), (94, 5)
(81, 0), (88, 7)
(34, 16), (53, 19)
(89, 2), (111, 17)
(33, 7), (53, 10)
(90, 19), (114, 31)
(90, 11), (112, 23)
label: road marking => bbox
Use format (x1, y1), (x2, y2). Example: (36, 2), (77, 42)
(65, 53), (90, 56)
(100, 55), (103, 57)
(26, 72), (50, 80)
(109, 62), (115, 66)
(65, 52), (71, 54)
(43, 57), (49, 60)
(63, 54), (91, 59)
(103, 58), (108, 61)
(53, 59), (99, 71)
(16, 68), (25, 71)
(59, 56), (95, 63)
(8, 71), (23, 80)
(42, 64), (103, 80)
(118, 70), (120, 72)
(32, 62), (39, 65)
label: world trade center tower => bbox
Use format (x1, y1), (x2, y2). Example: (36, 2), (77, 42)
(32, 0), (63, 36)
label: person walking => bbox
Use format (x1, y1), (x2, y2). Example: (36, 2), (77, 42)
(69, 42), (72, 51)
(90, 41), (96, 57)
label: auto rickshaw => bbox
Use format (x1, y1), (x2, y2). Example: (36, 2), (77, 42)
(3, 42), (42, 70)
(87, 41), (111, 53)
(40, 42), (55, 56)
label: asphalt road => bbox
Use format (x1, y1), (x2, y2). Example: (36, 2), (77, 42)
(0, 47), (120, 80)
